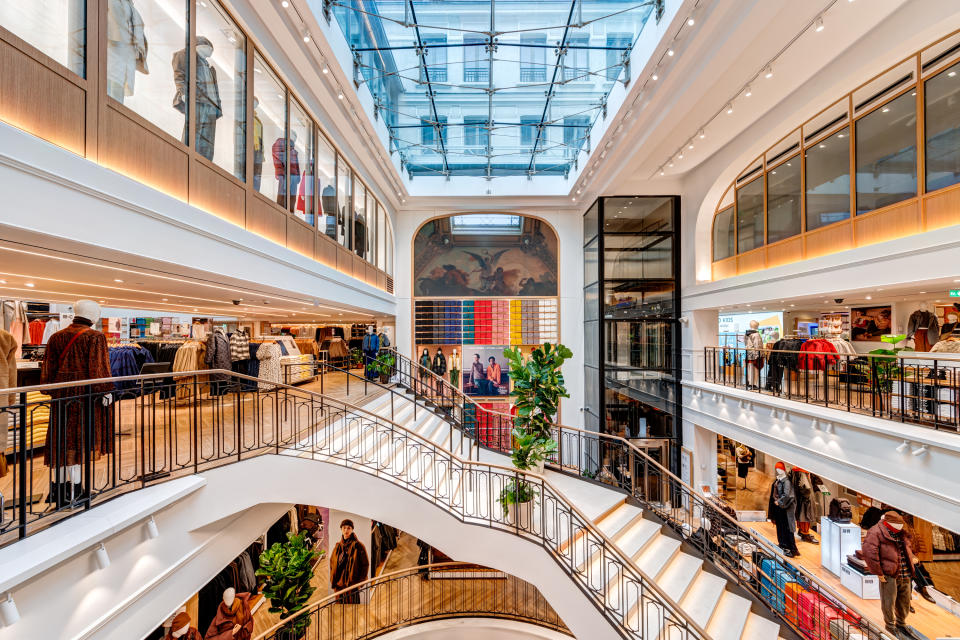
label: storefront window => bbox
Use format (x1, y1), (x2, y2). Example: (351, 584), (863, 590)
(107, 0), (188, 141)
(736, 177), (764, 253)
(805, 127), (850, 230)
(713, 206), (734, 261)
(354, 180), (367, 259)
(925, 61), (960, 193)
(0, 1), (85, 77)
(288, 100), (313, 223)
(253, 54), (285, 203)
(856, 91), (917, 214)
(766, 155), (801, 243)
(318, 135), (336, 240)
(195, 0), (244, 179)
(377, 203), (386, 270)
(337, 156), (352, 248)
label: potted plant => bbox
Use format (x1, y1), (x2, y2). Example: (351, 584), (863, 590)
(503, 342), (572, 441)
(499, 476), (538, 528)
(256, 532), (323, 640)
(373, 351), (396, 384)
(868, 333), (911, 393)
(510, 427), (557, 475)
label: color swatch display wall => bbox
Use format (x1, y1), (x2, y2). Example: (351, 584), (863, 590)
(414, 299), (558, 346)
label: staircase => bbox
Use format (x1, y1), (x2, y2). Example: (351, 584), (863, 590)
(351, 391), (786, 640)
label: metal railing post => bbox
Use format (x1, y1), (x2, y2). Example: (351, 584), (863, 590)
(17, 395), (28, 539)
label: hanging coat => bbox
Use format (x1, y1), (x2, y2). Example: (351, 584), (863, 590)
(767, 475), (797, 532)
(432, 353), (447, 376)
(204, 329), (231, 381)
(790, 468), (817, 524)
(41, 322), (114, 466)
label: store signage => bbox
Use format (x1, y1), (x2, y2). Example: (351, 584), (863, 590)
(950, 289), (960, 297)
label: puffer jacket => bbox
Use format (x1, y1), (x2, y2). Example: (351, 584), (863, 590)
(744, 330), (764, 360)
(862, 522), (916, 578)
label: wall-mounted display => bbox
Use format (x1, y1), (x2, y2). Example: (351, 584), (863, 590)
(414, 299), (557, 346)
(413, 215), (558, 297)
(463, 346), (510, 397)
(850, 306), (892, 342)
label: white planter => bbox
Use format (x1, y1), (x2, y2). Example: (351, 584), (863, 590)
(534, 460), (545, 475)
(506, 499), (533, 530)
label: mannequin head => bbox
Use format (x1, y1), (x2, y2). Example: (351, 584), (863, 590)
(453, 348), (458, 356)
(749, 320), (759, 330)
(171, 612), (191, 638)
(74, 299), (102, 324)
(223, 587), (236, 609)
(421, 348), (428, 358)
(436, 346), (443, 355)
(367, 325), (374, 335)
(918, 302), (929, 312)
(197, 36), (213, 59)
(948, 313), (958, 324)
(774, 461), (786, 479)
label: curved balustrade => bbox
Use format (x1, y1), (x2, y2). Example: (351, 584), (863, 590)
(0, 369), (707, 640)
(253, 562), (569, 640)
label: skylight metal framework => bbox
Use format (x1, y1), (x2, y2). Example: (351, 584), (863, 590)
(326, 0), (658, 179)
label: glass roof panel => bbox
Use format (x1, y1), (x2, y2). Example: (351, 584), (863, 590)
(324, 0), (656, 179)
(450, 214), (522, 234)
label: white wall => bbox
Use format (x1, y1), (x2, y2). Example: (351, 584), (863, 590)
(0, 456), (621, 640)
(375, 619), (573, 640)
(395, 209), (585, 428)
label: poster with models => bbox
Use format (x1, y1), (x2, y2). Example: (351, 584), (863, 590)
(413, 215), (558, 297)
(850, 306), (892, 341)
(462, 347), (511, 397)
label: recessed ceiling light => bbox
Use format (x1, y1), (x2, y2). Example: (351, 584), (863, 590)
(882, 107), (890, 113)
(24, 282), (34, 288)
(0, 279), (5, 284)
(281, 0), (289, 6)
(688, 143), (694, 150)
(698, 130), (705, 139)
(920, 291), (926, 294)
(950, 72), (957, 78)
(193, 308), (198, 312)
(652, 73), (658, 81)
(865, 295), (872, 300)
(114, 278), (124, 283)
(687, 17), (695, 26)
(763, 65), (773, 79)
(726, 103), (734, 114)
(814, 17), (824, 32)
(667, 49), (674, 57)
(162, 298), (168, 302)
(99, 299), (105, 303)
(322, 64), (329, 74)
(744, 85), (752, 97)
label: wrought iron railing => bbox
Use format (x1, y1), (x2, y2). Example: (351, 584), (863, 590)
(254, 562), (569, 640)
(704, 345), (960, 431)
(396, 349), (892, 640)
(0, 369), (708, 640)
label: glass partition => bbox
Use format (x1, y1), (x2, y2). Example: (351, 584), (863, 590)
(736, 177), (764, 253)
(0, 1), (85, 77)
(108, 0), (188, 141)
(253, 54), (285, 202)
(353, 180), (367, 258)
(289, 100), (313, 223)
(925, 61), (960, 192)
(713, 206), (735, 260)
(195, 0), (244, 179)
(856, 91), (917, 214)
(318, 134), (336, 240)
(805, 127), (850, 230)
(766, 155), (801, 243)
(337, 156), (352, 248)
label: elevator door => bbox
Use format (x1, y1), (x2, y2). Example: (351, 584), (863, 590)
(627, 437), (671, 504)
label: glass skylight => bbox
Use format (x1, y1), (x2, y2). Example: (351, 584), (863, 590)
(321, 0), (657, 179)
(450, 214), (522, 234)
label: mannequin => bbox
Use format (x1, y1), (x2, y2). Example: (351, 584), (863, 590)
(941, 313), (958, 339)
(419, 348), (432, 394)
(744, 320), (764, 390)
(361, 326), (379, 380)
(106, 0), (148, 102)
(174, 36), (222, 160)
(41, 300), (114, 507)
(448, 348), (461, 387)
(907, 302), (940, 352)
(205, 587), (252, 640)
(252, 97), (264, 190)
(789, 467), (821, 544)
(0, 328), (17, 477)
(734, 443), (752, 490)
(166, 611), (202, 640)
(767, 462), (799, 557)
(273, 131), (301, 207)
(432, 347), (447, 378)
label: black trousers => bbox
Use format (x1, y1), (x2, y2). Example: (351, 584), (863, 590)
(772, 506), (799, 553)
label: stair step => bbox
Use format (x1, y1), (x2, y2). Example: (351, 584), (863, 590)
(679, 571), (727, 628)
(615, 518), (662, 558)
(656, 551), (703, 602)
(706, 591), (752, 640)
(740, 613), (782, 640)
(633, 531), (681, 578)
(597, 503), (642, 538)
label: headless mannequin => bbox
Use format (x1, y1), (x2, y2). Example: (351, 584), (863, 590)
(942, 312), (958, 339)
(908, 302), (939, 352)
(448, 348), (461, 386)
(362, 326), (379, 380)
(744, 320), (763, 389)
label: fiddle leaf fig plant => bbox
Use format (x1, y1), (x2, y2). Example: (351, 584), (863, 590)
(509, 427), (558, 471)
(868, 333), (911, 390)
(257, 532), (322, 638)
(503, 343), (572, 440)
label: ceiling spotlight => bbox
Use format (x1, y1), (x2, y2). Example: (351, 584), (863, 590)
(281, 0), (289, 6)
(0, 592), (20, 626)
(146, 516), (159, 539)
(660, 169), (665, 176)
(114, 278), (124, 283)
(687, 17), (695, 26)
(896, 440), (910, 453)
(338, 89), (344, 100)
(678, 153), (684, 159)
(814, 17), (824, 32)
(0, 279), (5, 284)
(24, 282), (34, 288)
(668, 162), (674, 167)
(811, 418), (819, 430)
(688, 143), (694, 150)
(322, 64), (329, 74)
(576, 189), (581, 194)
(303, 33), (311, 43)
(698, 130), (705, 139)
(911, 445), (928, 457)
(652, 73), (658, 81)
(98, 300), (105, 304)
(744, 84), (752, 97)
(764, 65), (773, 79)
(824, 422), (834, 434)
(865, 295), (872, 300)
(667, 49), (674, 57)
(94, 543), (111, 570)
(162, 298), (168, 302)
(571, 197), (576, 202)
(738, 399), (744, 409)
(726, 103), (734, 114)
(712, 393), (718, 402)
(772, 407), (779, 418)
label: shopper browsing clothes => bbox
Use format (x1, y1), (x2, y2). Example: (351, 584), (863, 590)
(862, 511), (919, 636)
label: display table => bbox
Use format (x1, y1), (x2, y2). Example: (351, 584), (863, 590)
(820, 516), (861, 576)
(839, 562), (880, 599)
